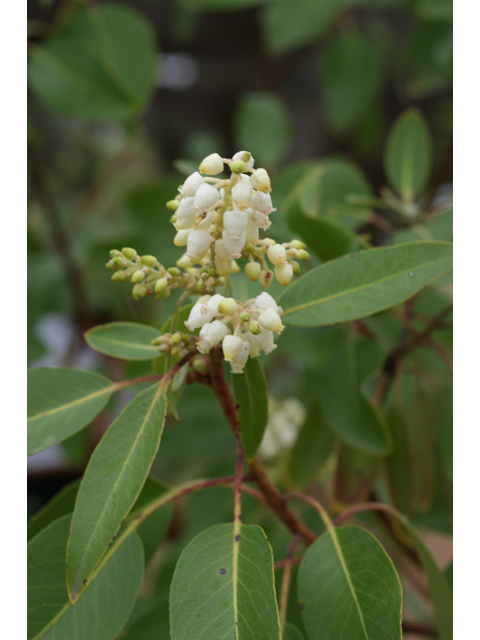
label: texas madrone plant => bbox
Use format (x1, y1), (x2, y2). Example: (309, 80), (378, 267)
(28, 146), (453, 640)
(106, 151), (310, 373)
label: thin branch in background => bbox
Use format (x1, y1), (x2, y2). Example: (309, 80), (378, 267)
(278, 534), (304, 628)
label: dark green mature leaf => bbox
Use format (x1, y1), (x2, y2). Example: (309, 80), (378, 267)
(27, 480), (81, 542)
(67, 383), (167, 602)
(170, 523), (281, 639)
(278, 242), (453, 326)
(298, 525), (402, 639)
(320, 31), (383, 133)
(415, 0), (452, 21)
(232, 358), (269, 462)
(261, 0), (337, 55)
(28, 368), (114, 456)
(289, 397), (336, 486)
(28, 516), (143, 640)
(393, 207), (453, 245)
(334, 444), (383, 506)
(234, 92), (291, 168)
(85, 322), (160, 360)
(121, 601), (170, 640)
(320, 337), (390, 454)
(283, 624), (305, 640)
(384, 108), (433, 202)
(29, 3), (157, 119)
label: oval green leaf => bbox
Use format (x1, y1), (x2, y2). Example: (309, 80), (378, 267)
(170, 523), (281, 639)
(284, 623), (305, 640)
(278, 241), (453, 327)
(234, 92), (292, 168)
(28, 368), (114, 456)
(28, 516), (143, 640)
(27, 479), (81, 542)
(384, 107), (433, 202)
(321, 31), (383, 133)
(232, 357), (269, 462)
(66, 382), (167, 602)
(28, 3), (157, 120)
(85, 322), (160, 360)
(298, 525), (402, 639)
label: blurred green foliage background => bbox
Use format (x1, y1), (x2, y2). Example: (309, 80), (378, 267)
(27, 0), (452, 633)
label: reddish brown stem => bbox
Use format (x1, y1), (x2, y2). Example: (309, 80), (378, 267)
(234, 439), (244, 523)
(279, 535), (304, 627)
(208, 348), (317, 545)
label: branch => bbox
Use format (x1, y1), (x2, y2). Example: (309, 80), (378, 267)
(279, 535), (304, 628)
(208, 347), (317, 546)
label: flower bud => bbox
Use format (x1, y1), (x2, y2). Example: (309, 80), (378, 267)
(231, 160), (245, 174)
(230, 340), (250, 374)
(174, 229), (190, 247)
(222, 335), (244, 361)
(232, 181), (252, 207)
(122, 247), (137, 260)
(168, 267), (180, 277)
(176, 254), (192, 269)
(194, 184), (219, 211)
(250, 168), (271, 193)
(186, 229), (212, 261)
(259, 269), (274, 289)
(166, 199), (179, 211)
(223, 209), (248, 238)
(241, 312), (251, 322)
(250, 191), (275, 214)
(170, 345), (181, 357)
(255, 292), (283, 314)
(141, 255), (157, 268)
(171, 332), (183, 345)
(197, 321), (230, 354)
(110, 249), (123, 258)
(217, 298), (238, 316)
(199, 153), (224, 175)
(113, 256), (128, 267)
(297, 249), (310, 261)
(233, 151), (254, 170)
(132, 284), (148, 300)
(155, 278), (168, 295)
(275, 263), (293, 286)
(267, 244), (287, 267)
(290, 240), (306, 250)
(111, 271), (127, 282)
(245, 262), (261, 282)
(180, 171), (204, 197)
(258, 307), (284, 334)
(222, 230), (247, 259)
(249, 320), (262, 335)
(131, 270), (146, 284)
(192, 356), (209, 375)
(291, 260), (301, 275)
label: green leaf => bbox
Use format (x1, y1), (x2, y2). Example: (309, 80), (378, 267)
(393, 207), (453, 245)
(334, 444), (383, 506)
(27, 480), (81, 542)
(278, 241), (453, 326)
(234, 92), (291, 168)
(28, 516), (143, 640)
(170, 523), (281, 639)
(289, 397), (336, 486)
(415, 0), (452, 21)
(439, 387), (453, 481)
(320, 337), (390, 454)
(384, 108), (433, 202)
(85, 322), (160, 360)
(320, 31), (383, 133)
(232, 358), (269, 462)
(181, 0), (263, 10)
(298, 525), (402, 639)
(261, 0), (337, 55)
(121, 601), (170, 639)
(283, 623), (305, 640)
(28, 368), (114, 456)
(29, 3), (158, 120)
(66, 382), (167, 602)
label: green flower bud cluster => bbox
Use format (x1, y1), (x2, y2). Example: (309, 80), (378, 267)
(242, 238), (310, 288)
(151, 331), (197, 357)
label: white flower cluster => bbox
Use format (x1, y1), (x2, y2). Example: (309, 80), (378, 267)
(259, 398), (306, 460)
(167, 151), (309, 288)
(185, 291), (284, 373)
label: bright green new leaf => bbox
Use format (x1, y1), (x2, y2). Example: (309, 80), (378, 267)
(28, 368), (114, 456)
(66, 382), (167, 602)
(261, 0), (337, 55)
(384, 107), (433, 202)
(170, 523), (281, 639)
(234, 92), (292, 168)
(29, 3), (158, 119)
(85, 322), (160, 360)
(320, 31), (383, 133)
(28, 516), (143, 640)
(289, 397), (336, 486)
(278, 242), (453, 326)
(298, 525), (402, 639)
(232, 358), (269, 462)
